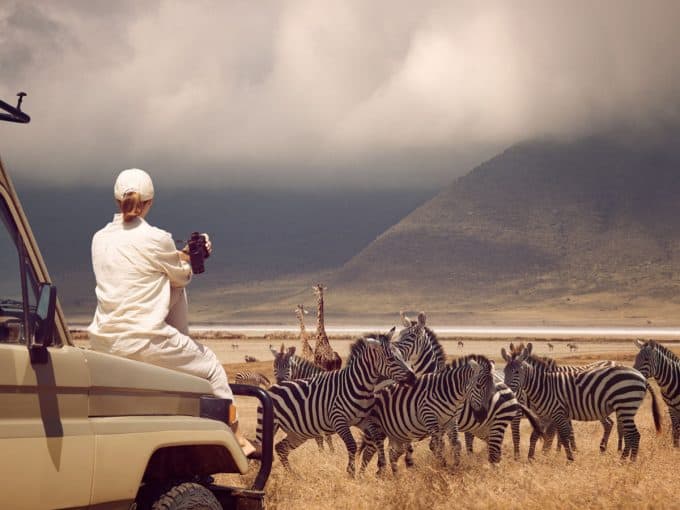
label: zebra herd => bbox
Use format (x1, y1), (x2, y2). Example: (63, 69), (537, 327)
(252, 315), (679, 476)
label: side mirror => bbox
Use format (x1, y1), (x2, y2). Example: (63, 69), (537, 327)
(30, 283), (57, 364)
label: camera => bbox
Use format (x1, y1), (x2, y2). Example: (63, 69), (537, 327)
(187, 232), (210, 274)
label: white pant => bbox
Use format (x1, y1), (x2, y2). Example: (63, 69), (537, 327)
(136, 287), (235, 401)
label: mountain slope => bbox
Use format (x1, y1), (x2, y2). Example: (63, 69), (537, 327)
(328, 134), (680, 315)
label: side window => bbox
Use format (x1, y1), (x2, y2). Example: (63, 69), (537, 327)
(0, 197), (38, 344)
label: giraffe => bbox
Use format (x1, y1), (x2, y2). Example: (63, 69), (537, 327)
(312, 283), (341, 371)
(294, 304), (315, 361)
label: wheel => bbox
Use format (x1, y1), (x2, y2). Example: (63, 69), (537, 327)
(151, 482), (222, 510)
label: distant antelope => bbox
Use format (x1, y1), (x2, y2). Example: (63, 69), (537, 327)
(458, 340), (464, 349)
(245, 355), (258, 363)
(547, 343), (554, 352)
(567, 343), (578, 352)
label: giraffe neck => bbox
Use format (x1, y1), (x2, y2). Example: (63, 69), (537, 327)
(316, 292), (326, 338)
(295, 310), (308, 338)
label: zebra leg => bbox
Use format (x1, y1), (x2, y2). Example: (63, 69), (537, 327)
(464, 432), (475, 454)
(553, 412), (575, 461)
(669, 409), (680, 447)
(389, 441), (407, 474)
(540, 420), (555, 454)
(325, 433), (335, 453)
(404, 442), (415, 468)
(275, 433), (308, 471)
(617, 414), (624, 451)
(314, 435), (325, 451)
(599, 416), (613, 453)
(511, 412), (521, 460)
(445, 422), (462, 466)
(529, 426), (542, 459)
(428, 433), (447, 466)
(486, 422), (508, 464)
(619, 413), (641, 461)
(334, 422), (359, 477)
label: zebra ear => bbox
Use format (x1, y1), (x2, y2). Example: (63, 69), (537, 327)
(387, 326), (396, 339)
(270, 347), (279, 357)
(525, 343), (533, 356)
(417, 312), (426, 326)
(501, 348), (510, 362)
(468, 359), (480, 372)
(399, 310), (411, 327)
(287, 346), (296, 356)
(634, 339), (645, 350)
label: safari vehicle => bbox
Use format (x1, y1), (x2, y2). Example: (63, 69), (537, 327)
(0, 94), (273, 510)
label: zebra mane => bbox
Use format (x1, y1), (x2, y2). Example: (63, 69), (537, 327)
(347, 334), (383, 365)
(451, 354), (493, 369)
(649, 340), (680, 363)
(292, 354), (322, 371)
(526, 354), (553, 369)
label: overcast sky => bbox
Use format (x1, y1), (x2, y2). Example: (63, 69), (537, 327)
(1, 0), (679, 190)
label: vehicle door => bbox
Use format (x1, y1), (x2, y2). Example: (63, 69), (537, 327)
(0, 185), (93, 510)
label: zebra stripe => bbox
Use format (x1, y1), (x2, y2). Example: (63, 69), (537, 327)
(270, 345), (333, 452)
(634, 339), (680, 446)
(271, 346), (325, 384)
(359, 355), (495, 474)
(233, 371), (271, 388)
(505, 351), (622, 457)
(257, 329), (416, 476)
(503, 342), (660, 461)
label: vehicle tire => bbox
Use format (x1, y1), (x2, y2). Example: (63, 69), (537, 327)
(151, 482), (222, 510)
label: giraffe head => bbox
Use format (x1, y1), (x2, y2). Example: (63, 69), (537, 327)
(312, 283), (326, 297)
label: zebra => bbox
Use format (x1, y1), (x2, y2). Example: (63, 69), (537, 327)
(270, 344), (325, 383)
(233, 370), (271, 388)
(507, 343), (622, 455)
(503, 342), (661, 461)
(358, 355), (496, 474)
(458, 379), (543, 463)
(256, 329), (416, 476)
(378, 313), (533, 465)
(270, 344), (334, 451)
(634, 339), (680, 446)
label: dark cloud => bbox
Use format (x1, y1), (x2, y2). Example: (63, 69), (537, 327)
(1, 0), (679, 189)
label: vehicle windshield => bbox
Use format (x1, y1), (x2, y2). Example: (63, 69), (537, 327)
(0, 195), (39, 343)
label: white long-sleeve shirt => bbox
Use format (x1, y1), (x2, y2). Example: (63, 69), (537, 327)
(87, 214), (192, 356)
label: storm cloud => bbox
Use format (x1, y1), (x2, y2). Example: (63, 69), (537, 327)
(1, 0), (679, 189)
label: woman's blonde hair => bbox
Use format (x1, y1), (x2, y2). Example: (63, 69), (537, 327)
(118, 191), (148, 222)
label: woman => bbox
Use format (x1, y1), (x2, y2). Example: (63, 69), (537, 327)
(87, 168), (255, 456)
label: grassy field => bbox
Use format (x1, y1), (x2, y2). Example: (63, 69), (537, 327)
(216, 344), (679, 510)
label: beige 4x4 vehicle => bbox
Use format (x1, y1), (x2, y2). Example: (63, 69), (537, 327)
(0, 95), (273, 510)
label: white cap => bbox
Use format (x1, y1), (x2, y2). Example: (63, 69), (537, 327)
(114, 168), (154, 201)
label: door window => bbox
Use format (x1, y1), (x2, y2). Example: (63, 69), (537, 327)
(0, 196), (39, 344)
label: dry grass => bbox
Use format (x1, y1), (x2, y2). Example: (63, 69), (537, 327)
(218, 344), (679, 510)
(218, 397), (675, 509)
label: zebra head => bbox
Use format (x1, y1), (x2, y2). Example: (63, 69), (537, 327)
(463, 355), (496, 420)
(361, 327), (417, 386)
(271, 344), (296, 383)
(394, 312), (446, 374)
(501, 342), (533, 394)
(633, 339), (657, 378)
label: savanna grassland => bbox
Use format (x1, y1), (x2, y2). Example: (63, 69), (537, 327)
(215, 339), (680, 510)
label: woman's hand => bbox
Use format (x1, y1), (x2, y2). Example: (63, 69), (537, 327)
(202, 233), (212, 256)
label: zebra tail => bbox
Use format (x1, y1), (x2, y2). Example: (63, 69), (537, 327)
(519, 403), (545, 439)
(646, 381), (662, 434)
